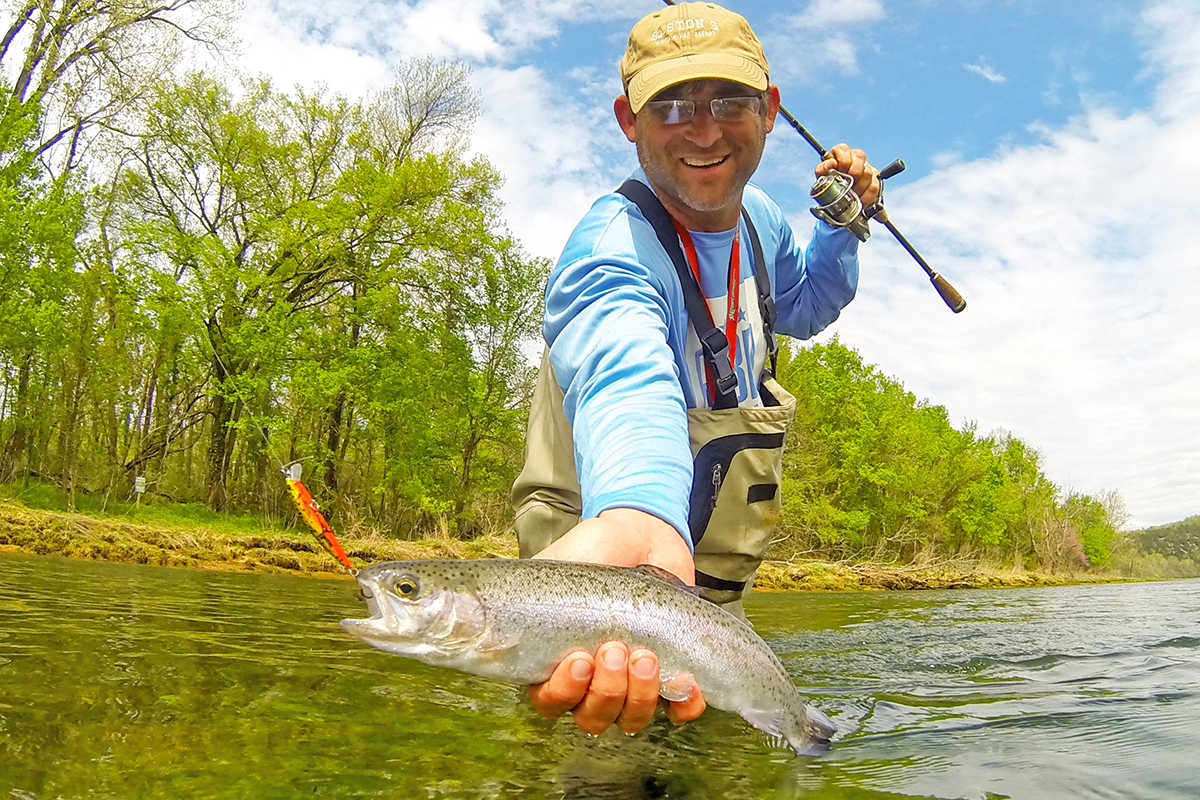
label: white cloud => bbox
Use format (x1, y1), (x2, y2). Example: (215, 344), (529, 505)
(240, 0), (646, 67)
(830, 1), (1200, 527)
(470, 65), (631, 260)
(789, 0), (885, 28)
(228, 1), (393, 96)
(964, 60), (1006, 83)
(765, 0), (885, 80)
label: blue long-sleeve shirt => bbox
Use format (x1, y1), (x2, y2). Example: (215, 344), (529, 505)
(543, 172), (859, 544)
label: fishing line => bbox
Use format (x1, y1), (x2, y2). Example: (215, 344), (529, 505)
(153, 304), (359, 574)
(655, 0), (966, 313)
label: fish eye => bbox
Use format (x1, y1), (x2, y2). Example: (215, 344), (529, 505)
(392, 575), (420, 599)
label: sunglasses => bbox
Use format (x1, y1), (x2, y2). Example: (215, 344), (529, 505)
(640, 96), (766, 125)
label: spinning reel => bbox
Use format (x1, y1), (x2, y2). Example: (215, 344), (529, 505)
(809, 164), (894, 243)
(655, 0), (967, 313)
(783, 108), (966, 314)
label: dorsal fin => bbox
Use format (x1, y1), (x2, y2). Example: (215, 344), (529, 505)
(634, 564), (704, 597)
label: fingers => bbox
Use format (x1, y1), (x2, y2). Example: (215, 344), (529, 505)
(527, 651), (594, 719)
(815, 142), (880, 207)
(571, 641), (631, 735)
(616, 649), (663, 735)
(529, 643), (704, 737)
(666, 678), (707, 725)
(816, 142), (866, 176)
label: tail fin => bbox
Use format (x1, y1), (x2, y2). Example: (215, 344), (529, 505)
(787, 705), (837, 756)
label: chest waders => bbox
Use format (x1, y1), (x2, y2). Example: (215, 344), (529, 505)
(512, 180), (796, 617)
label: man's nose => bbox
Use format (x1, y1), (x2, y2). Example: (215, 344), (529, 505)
(683, 104), (723, 148)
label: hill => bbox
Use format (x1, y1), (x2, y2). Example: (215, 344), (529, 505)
(1112, 515), (1200, 579)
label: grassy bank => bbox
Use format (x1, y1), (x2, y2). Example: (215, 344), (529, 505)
(0, 498), (1134, 591)
(0, 500), (518, 579)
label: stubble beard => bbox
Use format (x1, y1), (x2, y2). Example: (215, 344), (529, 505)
(636, 124), (767, 223)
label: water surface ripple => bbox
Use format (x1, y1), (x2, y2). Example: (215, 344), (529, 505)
(1, 552), (1197, 799)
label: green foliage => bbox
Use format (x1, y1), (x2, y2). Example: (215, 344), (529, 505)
(1134, 515), (1200, 558)
(773, 337), (1120, 572)
(0, 59), (547, 537)
(1106, 511), (1200, 579)
(1067, 493), (1118, 566)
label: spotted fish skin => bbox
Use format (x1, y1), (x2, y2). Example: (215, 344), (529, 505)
(341, 558), (835, 753)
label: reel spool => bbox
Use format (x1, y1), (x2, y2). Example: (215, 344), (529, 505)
(810, 170), (870, 242)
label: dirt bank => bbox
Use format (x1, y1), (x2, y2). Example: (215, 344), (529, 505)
(0, 500), (1128, 591)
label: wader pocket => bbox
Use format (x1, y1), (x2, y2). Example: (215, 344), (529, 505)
(687, 377), (796, 603)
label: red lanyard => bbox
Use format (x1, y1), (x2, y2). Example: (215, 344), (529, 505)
(672, 220), (741, 403)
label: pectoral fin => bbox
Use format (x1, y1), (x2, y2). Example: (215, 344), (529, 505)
(741, 708), (786, 739)
(475, 626), (521, 654)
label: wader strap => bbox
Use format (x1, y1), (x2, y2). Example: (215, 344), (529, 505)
(617, 180), (739, 409)
(740, 212), (779, 377)
(695, 571), (748, 593)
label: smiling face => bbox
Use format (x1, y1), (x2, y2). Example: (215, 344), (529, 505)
(615, 79), (780, 232)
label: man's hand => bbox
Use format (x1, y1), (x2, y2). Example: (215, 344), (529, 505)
(532, 507), (694, 581)
(815, 142), (880, 207)
(527, 508), (707, 734)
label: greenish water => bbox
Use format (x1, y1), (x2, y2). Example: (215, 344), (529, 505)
(1, 552), (1197, 799)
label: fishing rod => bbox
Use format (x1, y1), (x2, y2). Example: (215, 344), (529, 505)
(185, 303), (359, 574)
(657, 0), (966, 313)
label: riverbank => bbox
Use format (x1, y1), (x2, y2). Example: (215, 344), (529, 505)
(0, 500), (1130, 591)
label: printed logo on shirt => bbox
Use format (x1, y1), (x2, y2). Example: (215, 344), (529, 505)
(684, 276), (766, 408)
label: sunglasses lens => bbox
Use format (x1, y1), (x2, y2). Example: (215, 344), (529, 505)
(645, 100), (693, 124)
(711, 97), (763, 121)
(642, 96), (762, 124)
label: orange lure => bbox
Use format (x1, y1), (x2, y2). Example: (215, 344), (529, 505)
(283, 463), (355, 571)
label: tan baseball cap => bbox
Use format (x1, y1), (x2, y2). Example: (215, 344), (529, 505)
(620, 2), (769, 113)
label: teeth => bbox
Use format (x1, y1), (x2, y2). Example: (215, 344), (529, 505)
(684, 156), (726, 167)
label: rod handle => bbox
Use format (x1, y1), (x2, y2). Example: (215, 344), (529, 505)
(931, 273), (967, 313)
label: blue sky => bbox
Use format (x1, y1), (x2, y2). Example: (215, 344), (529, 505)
(224, 0), (1200, 530)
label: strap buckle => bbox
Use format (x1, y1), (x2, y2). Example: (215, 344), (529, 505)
(699, 328), (738, 397)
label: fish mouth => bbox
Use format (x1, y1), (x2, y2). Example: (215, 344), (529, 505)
(360, 582), (382, 619)
(340, 576), (386, 637)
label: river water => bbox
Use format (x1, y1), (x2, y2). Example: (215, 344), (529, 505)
(1, 551), (1197, 799)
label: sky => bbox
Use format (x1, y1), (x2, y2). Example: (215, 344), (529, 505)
(220, 0), (1199, 530)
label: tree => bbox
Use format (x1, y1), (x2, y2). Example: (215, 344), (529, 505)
(776, 338), (966, 560)
(1, 0), (232, 173)
(0, 0), (231, 492)
(112, 67), (546, 521)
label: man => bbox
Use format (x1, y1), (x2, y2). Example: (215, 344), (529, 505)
(511, 1), (878, 737)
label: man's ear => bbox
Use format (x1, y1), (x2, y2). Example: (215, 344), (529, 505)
(764, 84), (781, 134)
(614, 95), (637, 142)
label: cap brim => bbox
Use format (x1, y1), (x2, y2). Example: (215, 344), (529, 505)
(627, 54), (768, 113)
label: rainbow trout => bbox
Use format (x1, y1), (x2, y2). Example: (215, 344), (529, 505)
(340, 558), (836, 754)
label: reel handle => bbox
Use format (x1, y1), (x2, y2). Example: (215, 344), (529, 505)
(878, 158), (906, 180)
(659, 0), (964, 313)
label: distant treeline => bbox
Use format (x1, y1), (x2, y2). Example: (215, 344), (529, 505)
(771, 341), (1124, 572)
(2, 0), (1142, 574)
(1135, 516), (1200, 559)
(1114, 517), (1200, 579)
